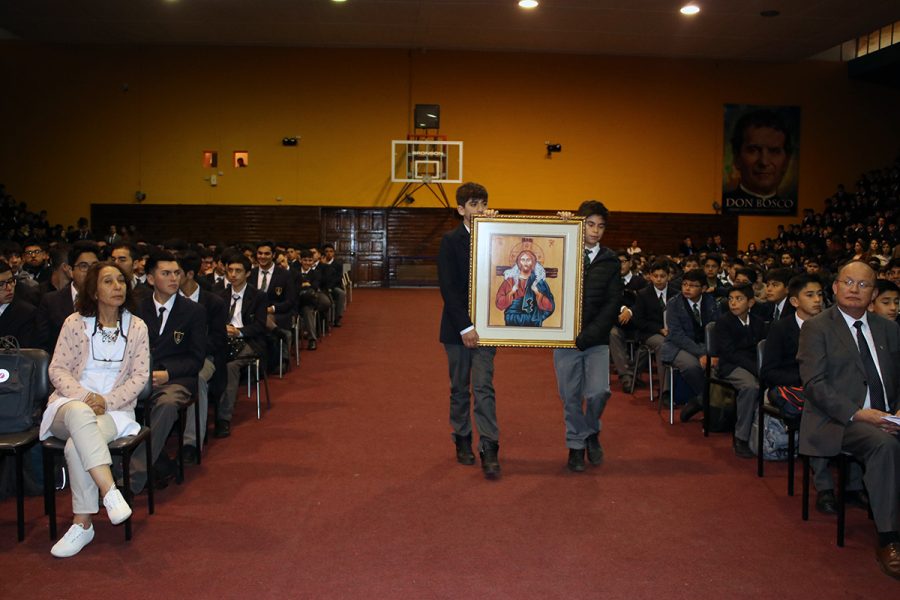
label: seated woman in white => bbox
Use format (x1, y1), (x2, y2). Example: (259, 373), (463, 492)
(41, 261), (150, 558)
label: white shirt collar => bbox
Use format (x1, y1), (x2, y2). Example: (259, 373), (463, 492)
(70, 282), (79, 305)
(837, 306), (869, 330)
(0, 303), (8, 317)
(153, 293), (177, 314)
(795, 313), (805, 329)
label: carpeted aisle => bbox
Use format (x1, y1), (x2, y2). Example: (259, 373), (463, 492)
(1, 288), (897, 597)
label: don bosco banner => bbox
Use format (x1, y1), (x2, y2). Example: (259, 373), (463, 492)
(722, 104), (800, 216)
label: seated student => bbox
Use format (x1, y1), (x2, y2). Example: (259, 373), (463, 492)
(250, 240), (296, 331)
(609, 252), (646, 391)
(215, 252), (268, 438)
(2, 241), (41, 307)
(37, 241), (100, 353)
(202, 252), (228, 292)
(760, 273), (859, 514)
(39, 247), (72, 296)
(714, 284), (767, 457)
(308, 246), (335, 318)
(0, 259), (39, 347)
(751, 268), (794, 322)
(109, 241), (150, 304)
(131, 252), (207, 491)
(703, 253), (731, 301)
(660, 268), (720, 422)
(319, 243), (346, 327)
(178, 251), (228, 461)
(870, 279), (900, 322)
(632, 259), (676, 394)
(21, 240), (51, 285)
(296, 249), (327, 350)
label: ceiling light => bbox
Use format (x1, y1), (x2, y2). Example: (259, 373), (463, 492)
(519, 1), (539, 9)
(680, 5), (700, 15)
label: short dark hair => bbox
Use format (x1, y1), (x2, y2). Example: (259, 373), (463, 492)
(223, 251), (251, 272)
(682, 268), (706, 285)
(180, 251), (201, 278)
(577, 200), (609, 220)
(455, 182), (488, 207)
(48, 247), (70, 270)
(649, 260), (669, 273)
(69, 241), (101, 268)
(109, 241), (137, 260)
(888, 258), (900, 271)
(730, 109), (792, 159)
(22, 239), (44, 251)
(875, 279), (900, 295)
(0, 260), (9, 275)
(322, 243), (335, 251)
(728, 284), (754, 301)
(734, 267), (756, 282)
(704, 253), (722, 267)
(145, 250), (180, 276)
(299, 249), (314, 259)
(256, 241), (275, 252)
(787, 273), (823, 298)
(76, 261), (137, 317)
(764, 268), (793, 286)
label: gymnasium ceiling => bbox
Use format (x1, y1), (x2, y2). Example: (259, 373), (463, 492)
(0, 1), (898, 62)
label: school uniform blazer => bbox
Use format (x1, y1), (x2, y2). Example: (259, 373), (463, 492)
(751, 300), (795, 323)
(197, 288), (229, 395)
(760, 316), (801, 389)
(797, 306), (900, 456)
(203, 273), (227, 292)
(714, 311), (766, 378)
(319, 260), (344, 290)
(632, 284), (677, 342)
(36, 282), (76, 353)
(137, 294), (207, 395)
(438, 222), (472, 345)
(250, 266), (296, 327)
(660, 293), (720, 363)
(0, 299), (39, 348)
(220, 285), (268, 354)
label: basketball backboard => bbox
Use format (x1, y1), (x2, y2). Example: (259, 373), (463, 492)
(391, 139), (463, 183)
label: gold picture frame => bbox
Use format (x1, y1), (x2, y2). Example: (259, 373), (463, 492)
(470, 215), (584, 347)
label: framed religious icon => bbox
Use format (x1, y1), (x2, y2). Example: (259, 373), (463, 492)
(470, 215), (584, 347)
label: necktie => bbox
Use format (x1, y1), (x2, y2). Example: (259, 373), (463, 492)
(692, 302), (701, 325)
(658, 293), (666, 310)
(260, 270), (269, 292)
(158, 306), (166, 334)
(853, 321), (886, 412)
(583, 249), (591, 269)
(773, 306), (781, 320)
(229, 294), (239, 320)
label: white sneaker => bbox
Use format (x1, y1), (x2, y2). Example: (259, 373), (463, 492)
(103, 487), (132, 525)
(51, 523), (95, 558)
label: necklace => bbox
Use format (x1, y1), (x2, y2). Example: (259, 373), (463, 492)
(100, 327), (120, 343)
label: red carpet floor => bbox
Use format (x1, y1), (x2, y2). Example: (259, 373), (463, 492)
(1, 288), (897, 598)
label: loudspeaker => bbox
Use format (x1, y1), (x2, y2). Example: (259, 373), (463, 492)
(414, 104), (440, 129)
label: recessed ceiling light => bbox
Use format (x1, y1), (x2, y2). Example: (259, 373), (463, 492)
(680, 5), (700, 15)
(332, 0), (347, 3)
(519, 0), (539, 9)
(760, 10), (780, 17)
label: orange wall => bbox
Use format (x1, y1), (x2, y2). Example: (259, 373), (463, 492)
(2, 43), (899, 250)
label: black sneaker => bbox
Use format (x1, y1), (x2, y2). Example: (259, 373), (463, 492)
(213, 419), (231, 438)
(567, 448), (586, 472)
(479, 442), (501, 479)
(815, 490), (838, 515)
(453, 434), (475, 465)
(733, 438), (754, 459)
(586, 434), (604, 466)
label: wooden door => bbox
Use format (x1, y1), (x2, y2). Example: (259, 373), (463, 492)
(322, 208), (387, 287)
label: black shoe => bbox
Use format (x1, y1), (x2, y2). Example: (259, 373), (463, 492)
(845, 489), (870, 510)
(333, 318), (342, 327)
(733, 438), (754, 459)
(182, 445), (198, 466)
(151, 458), (176, 490)
(680, 400), (703, 423)
(307, 340), (317, 351)
(480, 442), (501, 479)
(619, 378), (634, 393)
(213, 419), (231, 439)
(586, 434), (604, 466)
(567, 448), (586, 472)
(453, 434), (475, 465)
(816, 490), (838, 515)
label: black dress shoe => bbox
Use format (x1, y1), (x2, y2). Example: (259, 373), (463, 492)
(815, 489), (838, 515)
(307, 339), (317, 351)
(733, 438), (754, 459)
(480, 442), (501, 479)
(182, 445), (198, 466)
(680, 400), (703, 423)
(845, 489), (870, 510)
(567, 448), (586, 472)
(453, 434), (475, 465)
(876, 542), (900, 581)
(333, 318), (342, 327)
(585, 434), (604, 466)
(213, 419), (231, 438)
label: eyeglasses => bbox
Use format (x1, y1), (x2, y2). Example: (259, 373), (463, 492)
(0, 278), (15, 289)
(838, 278), (873, 290)
(23, 250), (42, 256)
(74, 262), (96, 272)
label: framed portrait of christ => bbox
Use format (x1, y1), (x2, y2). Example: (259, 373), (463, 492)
(470, 216), (584, 347)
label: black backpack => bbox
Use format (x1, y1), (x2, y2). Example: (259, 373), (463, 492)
(0, 336), (39, 434)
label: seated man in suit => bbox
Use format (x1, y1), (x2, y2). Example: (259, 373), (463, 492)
(760, 273), (861, 514)
(21, 240), (51, 285)
(0, 260), (39, 348)
(178, 251), (228, 462)
(215, 252), (268, 438)
(2, 242), (41, 307)
(250, 240), (296, 365)
(320, 243), (346, 327)
(38, 247), (72, 296)
(660, 269), (720, 422)
(751, 268), (794, 322)
(632, 260), (676, 395)
(203, 252), (228, 292)
(798, 260), (900, 579)
(609, 251), (646, 391)
(132, 252), (207, 491)
(37, 241), (100, 353)
(714, 284), (767, 457)
(296, 249), (327, 350)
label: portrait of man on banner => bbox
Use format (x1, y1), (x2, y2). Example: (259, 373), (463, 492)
(722, 104), (800, 216)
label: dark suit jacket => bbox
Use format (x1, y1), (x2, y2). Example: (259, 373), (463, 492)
(37, 282), (76, 353)
(714, 311), (767, 377)
(221, 285), (268, 354)
(0, 300), (39, 348)
(661, 293), (720, 362)
(438, 223), (473, 345)
(137, 294), (208, 395)
(760, 315), (802, 388)
(798, 307), (900, 456)
(250, 266), (296, 328)
(196, 287), (228, 395)
(633, 284), (677, 342)
(579, 247), (623, 350)
(317, 261), (344, 290)
(203, 273), (227, 293)
(751, 299), (795, 323)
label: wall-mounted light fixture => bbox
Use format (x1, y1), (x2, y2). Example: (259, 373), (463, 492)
(545, 142), (562, 157)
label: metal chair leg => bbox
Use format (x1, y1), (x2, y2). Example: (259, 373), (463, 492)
(255, 359), (262, 420)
